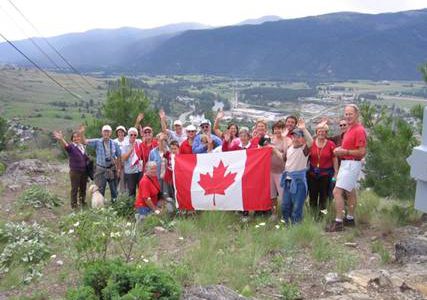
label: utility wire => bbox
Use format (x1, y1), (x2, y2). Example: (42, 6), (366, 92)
(0, 32), (82, 100)
(0, 3), (93, 96)
(6, 0), (98, 89)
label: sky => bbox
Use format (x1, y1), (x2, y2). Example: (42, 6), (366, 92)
(1, 0), (427, 41)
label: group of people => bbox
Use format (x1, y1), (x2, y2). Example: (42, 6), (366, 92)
(54, 104), (366, 232)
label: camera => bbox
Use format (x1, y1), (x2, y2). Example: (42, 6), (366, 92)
(105, 157), (112, 163)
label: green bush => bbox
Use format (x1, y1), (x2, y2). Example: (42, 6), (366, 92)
(0, 161), (6, 176)
(67, 260), (182, 300)
(0, 222), (51, 283)
(112, 194), (136, 219)
(280, 282), (301, 300)
(66, 286), (97, 300)
(18, 185), (63, 209)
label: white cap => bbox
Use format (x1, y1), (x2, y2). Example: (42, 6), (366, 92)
(186, 124), (197, 131)
(173, 120), (183, 126)
(102, 125), (112, 132)
(115, 125), (127, 133)
(128, 127), (138, 135)
(200, 119), (211, 126)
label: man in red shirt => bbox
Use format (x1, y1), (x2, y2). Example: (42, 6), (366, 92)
(327, 104), (367, 232)
(135, 161), (162, 219)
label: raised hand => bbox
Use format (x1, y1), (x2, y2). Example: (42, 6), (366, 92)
(159, 109), (166, 120)
(297, 118), (306, 129)
(136, 113), (144, 123)
(53, 130), (63, 140)
(216, 110), (224, 120)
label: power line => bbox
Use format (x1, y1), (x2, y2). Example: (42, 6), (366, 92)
(6, 0), (98, 89)
(0, 3), (93, 96)
(0, 32), (82, 100)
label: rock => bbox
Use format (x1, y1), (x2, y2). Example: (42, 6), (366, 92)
(56, 260), (63, 266)
(395, 236), (427, 263)
(183, 285), (247, 300)
(0, 159), (62, 189)
(325, 272), (341, 284)
(348, 269), (389, 288)
(344, 242), (358, 248)
(154, 226), (167, 233)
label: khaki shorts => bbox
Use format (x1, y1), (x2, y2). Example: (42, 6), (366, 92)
(336, 160), (362, 192)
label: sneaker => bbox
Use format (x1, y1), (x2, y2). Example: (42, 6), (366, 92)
(343, 218), (356, 227)
(325, 221), (344, 232)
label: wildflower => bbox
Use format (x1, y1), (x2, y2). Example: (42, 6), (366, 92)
(320, 209), (328, 215)
(50, 254), (57, 259)
(275, 225), (280, 229)
(73, 221), (80, 227)
(259, 222), (266, 226)
(143, 258), (149, 263)
(280, 219), (286, 224)
(68, 228), (74, 234)
(178, 236), (184, 240)
(255, 225), (260, 228)
(126, 222), (132, 227)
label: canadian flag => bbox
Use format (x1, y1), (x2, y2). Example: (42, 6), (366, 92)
(173, 147), (272, 211)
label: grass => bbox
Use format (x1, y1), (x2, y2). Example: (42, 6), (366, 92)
(371, 240), (392, 265)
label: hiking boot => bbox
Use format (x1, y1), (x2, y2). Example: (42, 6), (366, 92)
(325, 221), (344, 232)
(343, 218), (356, 227)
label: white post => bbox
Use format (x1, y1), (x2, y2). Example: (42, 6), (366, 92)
(407, 106), (427, 213)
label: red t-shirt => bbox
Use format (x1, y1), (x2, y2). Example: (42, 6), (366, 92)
(134, 175), (160, 209)
(309, 139), (336, 176)
(341, 123), (367, 160)
(179, 139), (193, 154)
(137, 139), (158, 168)
(222, 140), (257, 151)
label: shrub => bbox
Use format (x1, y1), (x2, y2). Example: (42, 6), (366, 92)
(112, 194), (136, 219)
(66, 260), (182, 300)
(0, 161), (6, 176)
(18, 185), (63, 209)
(280, 282), (301, 300)
(60, 208), (139, 264)
(0, 222), (51, 283)
(66, 286), (97, 300)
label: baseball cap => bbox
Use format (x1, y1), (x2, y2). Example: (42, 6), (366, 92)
(186, 124), (197, 131)
(115, 125), (126, 133)
(102, 125), (112, 132)
(200, 119), (211, 126)
(291, 128), (304, 137)
(142, 126), (153, 132)
(173, 120), (183, 126)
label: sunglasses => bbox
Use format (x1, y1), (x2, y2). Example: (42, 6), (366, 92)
(201, 125), (209, 129)
(143, 131), (152, 134)
(187, 130), (196, 133)
(129, 134), (137, 136)
(339, 124), (347, 127)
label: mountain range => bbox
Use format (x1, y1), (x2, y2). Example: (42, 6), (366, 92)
(1, 9), (427, 80)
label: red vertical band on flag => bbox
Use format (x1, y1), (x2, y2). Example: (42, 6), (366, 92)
(174, 153), (197, 210)
(242, 147), (272, 211)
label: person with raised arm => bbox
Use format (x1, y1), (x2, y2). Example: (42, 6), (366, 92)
(53, 126), (89, 209)
(192, 119), (222, 154)
(134, 112), (158, 172)
(159, 109), (187, 145)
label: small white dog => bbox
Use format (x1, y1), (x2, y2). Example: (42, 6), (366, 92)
(88, 184), (105, 208)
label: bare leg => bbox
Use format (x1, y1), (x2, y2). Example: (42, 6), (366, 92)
(345, 189), (357, 217)
(333, 187), (345, 220)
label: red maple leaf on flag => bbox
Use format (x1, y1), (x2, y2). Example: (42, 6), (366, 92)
(198, 160), (237, 206)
